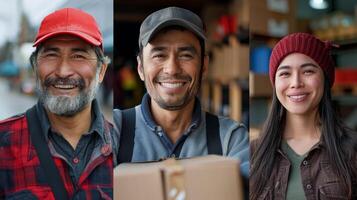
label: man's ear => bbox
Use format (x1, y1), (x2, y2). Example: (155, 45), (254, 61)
(137, 56), (145, 81)
(98, 63), (108, 83)
(201, 55), (209, 79)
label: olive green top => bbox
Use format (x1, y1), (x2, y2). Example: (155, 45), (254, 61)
(281, 140), (306, 200)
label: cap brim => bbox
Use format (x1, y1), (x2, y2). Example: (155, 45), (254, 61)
(33, 31), (101, 47)
(141, 19), (206, 47)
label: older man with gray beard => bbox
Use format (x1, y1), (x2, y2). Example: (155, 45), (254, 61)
(0, 8), (116, 199)
(34, 46), (101, 116)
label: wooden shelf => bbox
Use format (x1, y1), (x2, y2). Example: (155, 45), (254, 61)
(333, 38), (357, 51)
(200, 78), (248, 122)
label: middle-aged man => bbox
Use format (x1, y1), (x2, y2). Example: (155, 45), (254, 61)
(0, 8), (115, 199)
(113, 6), (249, 179)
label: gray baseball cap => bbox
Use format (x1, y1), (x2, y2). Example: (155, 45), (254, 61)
(139, 7), (206, 48)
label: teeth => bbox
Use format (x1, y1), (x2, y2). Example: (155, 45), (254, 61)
(54, 84), (76, 89)
(289, 94), (306, 100)
(160, 82), (184, 88)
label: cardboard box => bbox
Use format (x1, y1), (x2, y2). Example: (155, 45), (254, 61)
(249, 127), (261, 141)
(114, 156), (243, 200)
(250, 0), (296, 37)
(201, 3), (229, 46)
(249, 72), (273, 97)
(231, 38), (249, 79)
(230, 0), (250, 28)
(210, 37), (249, 80)
(251, 0), (292, 14)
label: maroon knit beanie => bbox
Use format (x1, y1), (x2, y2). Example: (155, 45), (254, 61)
(269, 32), (335, 87)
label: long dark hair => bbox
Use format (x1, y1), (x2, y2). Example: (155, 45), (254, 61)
(250, 75), (357, 199)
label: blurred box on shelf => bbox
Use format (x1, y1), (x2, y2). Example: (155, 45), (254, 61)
(312, 12), (357, 41)
(114, 155), (243, 200)
(249, 72), (273, 97)
(250, 0), (296, 37)
(202, 3), (229, 46)
(250, 46), (272, 74)
(250, 127), (261, 141)
(251, 0), (292, 14)
(355, 4), (357, 23)
(335, 68), (357, 85)
(296, 19), (311, 33)
(229, 0), (250, 28)
(210, 37), (249, 80)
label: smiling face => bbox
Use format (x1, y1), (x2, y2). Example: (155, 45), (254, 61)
(138, 29), (207, 111)
(275, 53), (324, 116)
(35, 35), (107, 116)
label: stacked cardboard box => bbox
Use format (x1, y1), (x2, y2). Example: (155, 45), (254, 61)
(210, 36), (249, 80)
(229, 0), (250, 28)
(201, 3), (229, 47)
(312, 13), (357, 41)
(250, 0), (296, 37)
(114, 155), (243, 200)
(249, 72), (273, 97)
(332, 68), (357, 96)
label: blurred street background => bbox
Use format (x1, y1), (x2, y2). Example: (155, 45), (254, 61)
(0, 0), (113, 121)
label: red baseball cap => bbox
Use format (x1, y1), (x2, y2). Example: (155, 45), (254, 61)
(33, 8), (103, 48)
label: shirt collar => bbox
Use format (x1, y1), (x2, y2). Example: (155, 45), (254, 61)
(277, 138), (324, 158)
(140, 93), (202, 131)
(36, 101), (51, 141)
(90, 99), (105, 139)
(35, 99), (105, 141)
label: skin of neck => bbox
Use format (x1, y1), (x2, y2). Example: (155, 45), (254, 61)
(282, 107), (322, 155)
(283, 107), (321, 140)
(150, 98), (195, 144)
(46, 102), (92, 149)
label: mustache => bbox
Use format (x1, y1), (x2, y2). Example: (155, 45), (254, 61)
(44, 77), (85, 90)
(154, 74), (192, 82)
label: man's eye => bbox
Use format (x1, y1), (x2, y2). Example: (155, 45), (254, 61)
(180, 54), (193, 59)
(41, 53), (58, 59)
(153, 54), (165, 58)
(71, 54), (87, 60)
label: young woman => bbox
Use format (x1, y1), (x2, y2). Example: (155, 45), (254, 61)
(250, 33), (357, 200)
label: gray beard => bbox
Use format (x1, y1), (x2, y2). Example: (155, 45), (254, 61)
(36, 72), (99, 117)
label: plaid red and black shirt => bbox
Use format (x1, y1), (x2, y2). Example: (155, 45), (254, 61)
(0, 101), (116, 199)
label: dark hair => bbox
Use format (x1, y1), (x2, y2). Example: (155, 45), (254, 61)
(137, 25), (206, 66)
(250, 74), (357, 199)
(29, 44), (109, 69)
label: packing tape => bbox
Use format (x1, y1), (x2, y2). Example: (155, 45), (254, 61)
(163, 158), (186, 200)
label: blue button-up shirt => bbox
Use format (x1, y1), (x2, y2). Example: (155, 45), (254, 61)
(114, 94), (249, 178)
